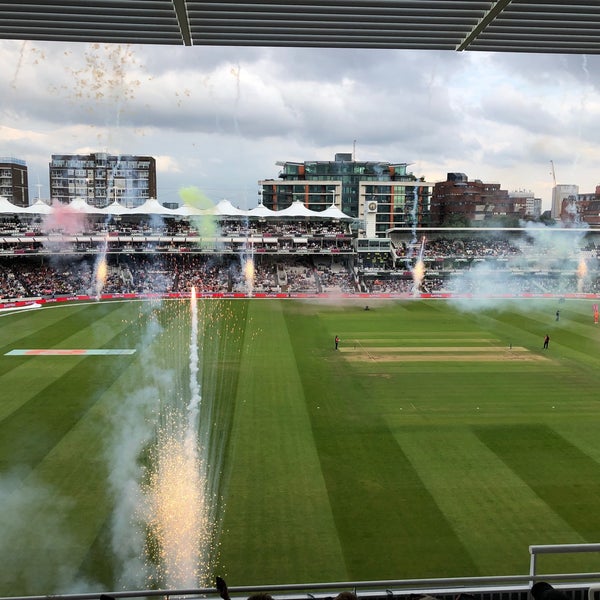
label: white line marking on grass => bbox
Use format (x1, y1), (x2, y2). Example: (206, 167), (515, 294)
(341, 346), (528, 353)
(5, 349), (136, 356)
(353, 339), (376, 361)
(0, 303), (42, 314)
(355, 338), (499, 343)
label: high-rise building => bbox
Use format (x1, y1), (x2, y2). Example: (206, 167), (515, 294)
(551, 184), (578, 219)
(509, 190), (543, 219)
(561, 185), (600, 226)
(0, 157), (29, 207)
(259, 153), (433, 237)
(49, 152), (157, 208)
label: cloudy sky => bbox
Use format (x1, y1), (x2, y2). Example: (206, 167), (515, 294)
(2, 39), (600, 211)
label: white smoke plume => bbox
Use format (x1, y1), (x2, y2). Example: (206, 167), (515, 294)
(447, 221), (591, 312)
(106, 305), (167, 588)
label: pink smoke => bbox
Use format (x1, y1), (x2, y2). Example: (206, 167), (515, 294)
(43, 201), (87, 235)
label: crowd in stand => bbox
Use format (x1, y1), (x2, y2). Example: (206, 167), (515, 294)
(401, 237), (522, 258)
(2, 250), (599, 300)
(0, 215), (351, 238)
(2, 214), (600, 300)
(0, 254), (361, 300)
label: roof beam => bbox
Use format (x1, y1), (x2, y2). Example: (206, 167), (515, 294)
(456, 0), (513, 51)
(172, 0), (192, 45)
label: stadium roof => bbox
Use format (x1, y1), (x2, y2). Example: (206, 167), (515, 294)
(1, 1), (599, 54)
(0, 197), (354, 220)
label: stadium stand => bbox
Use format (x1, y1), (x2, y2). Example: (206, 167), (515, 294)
(1, 207), (600, 302)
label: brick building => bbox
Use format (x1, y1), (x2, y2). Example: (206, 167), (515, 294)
(430, 173), (513, 226)
(0, 157), (29, 207)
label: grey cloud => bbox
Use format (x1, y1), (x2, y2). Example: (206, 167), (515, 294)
(490, 52), (600, 88)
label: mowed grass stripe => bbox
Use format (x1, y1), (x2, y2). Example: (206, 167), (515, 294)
(0, 303), (120, 376)
(554, 423), (600, 463)
(0, 313), (141, 475)
(0, 303), (90, 341)
(4, 298), (600, 594)
(1, 386), (116, 594)
(0, 303), (137, 422)
(474, 424), (600, 541)
(3, 299), (247, 593)
(283, 302), (478, 580)
(394, 427), (584, 576)
(382, 367), (600, 425)
(219, 301), (345, 585)
(468, 303), (600, 369)
(71, 299), (245, 592)
(0, 303), (151, 594)
(203, 301), (250, 499)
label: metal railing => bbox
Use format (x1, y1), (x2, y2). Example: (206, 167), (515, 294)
(530, 544), (600, 581)
(3, 545), (600, 600)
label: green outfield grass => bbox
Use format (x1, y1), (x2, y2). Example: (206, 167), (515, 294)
(2, 298), (600, 596)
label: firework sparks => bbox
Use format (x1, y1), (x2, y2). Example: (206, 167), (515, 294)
(146, 421), (211, 588)
(243, 256), (255, 296)
(577, 257), (588, 292)
(142, 287), (215, 588)
(412, 236), (426, 296)
(94, 255), (108, 299)
(92, 232), (110, 299)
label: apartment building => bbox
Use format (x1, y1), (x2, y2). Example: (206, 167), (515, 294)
(49, 152), (156, 208)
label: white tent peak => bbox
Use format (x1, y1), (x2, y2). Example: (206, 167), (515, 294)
(129, 198), (176, 215)
(99, 200), (130, 215)
(247, 203), (277, 218)
(67, 197), (101, 214)
(277, 200), (318, 218)
(319, 204), (353, 220)
(215, 198), (247, 217)
(0, 196), (22, 212)
(22, 198), (53, 214)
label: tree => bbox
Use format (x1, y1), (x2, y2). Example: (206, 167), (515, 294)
(538, 210), (556, 226)
(441, 213), (471, 227)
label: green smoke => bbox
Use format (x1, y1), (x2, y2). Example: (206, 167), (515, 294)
(179, 186), (218, 241)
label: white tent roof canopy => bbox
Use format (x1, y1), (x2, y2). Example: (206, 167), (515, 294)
(277, 200), (320, 219)
(0, 197), (353, 221)
(215, 198), (248, 217)
(18, 199), (54, 215)
(128, 198), (177, 216)
(320, 204), (355, 221)
(247, 203), (278, 218)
